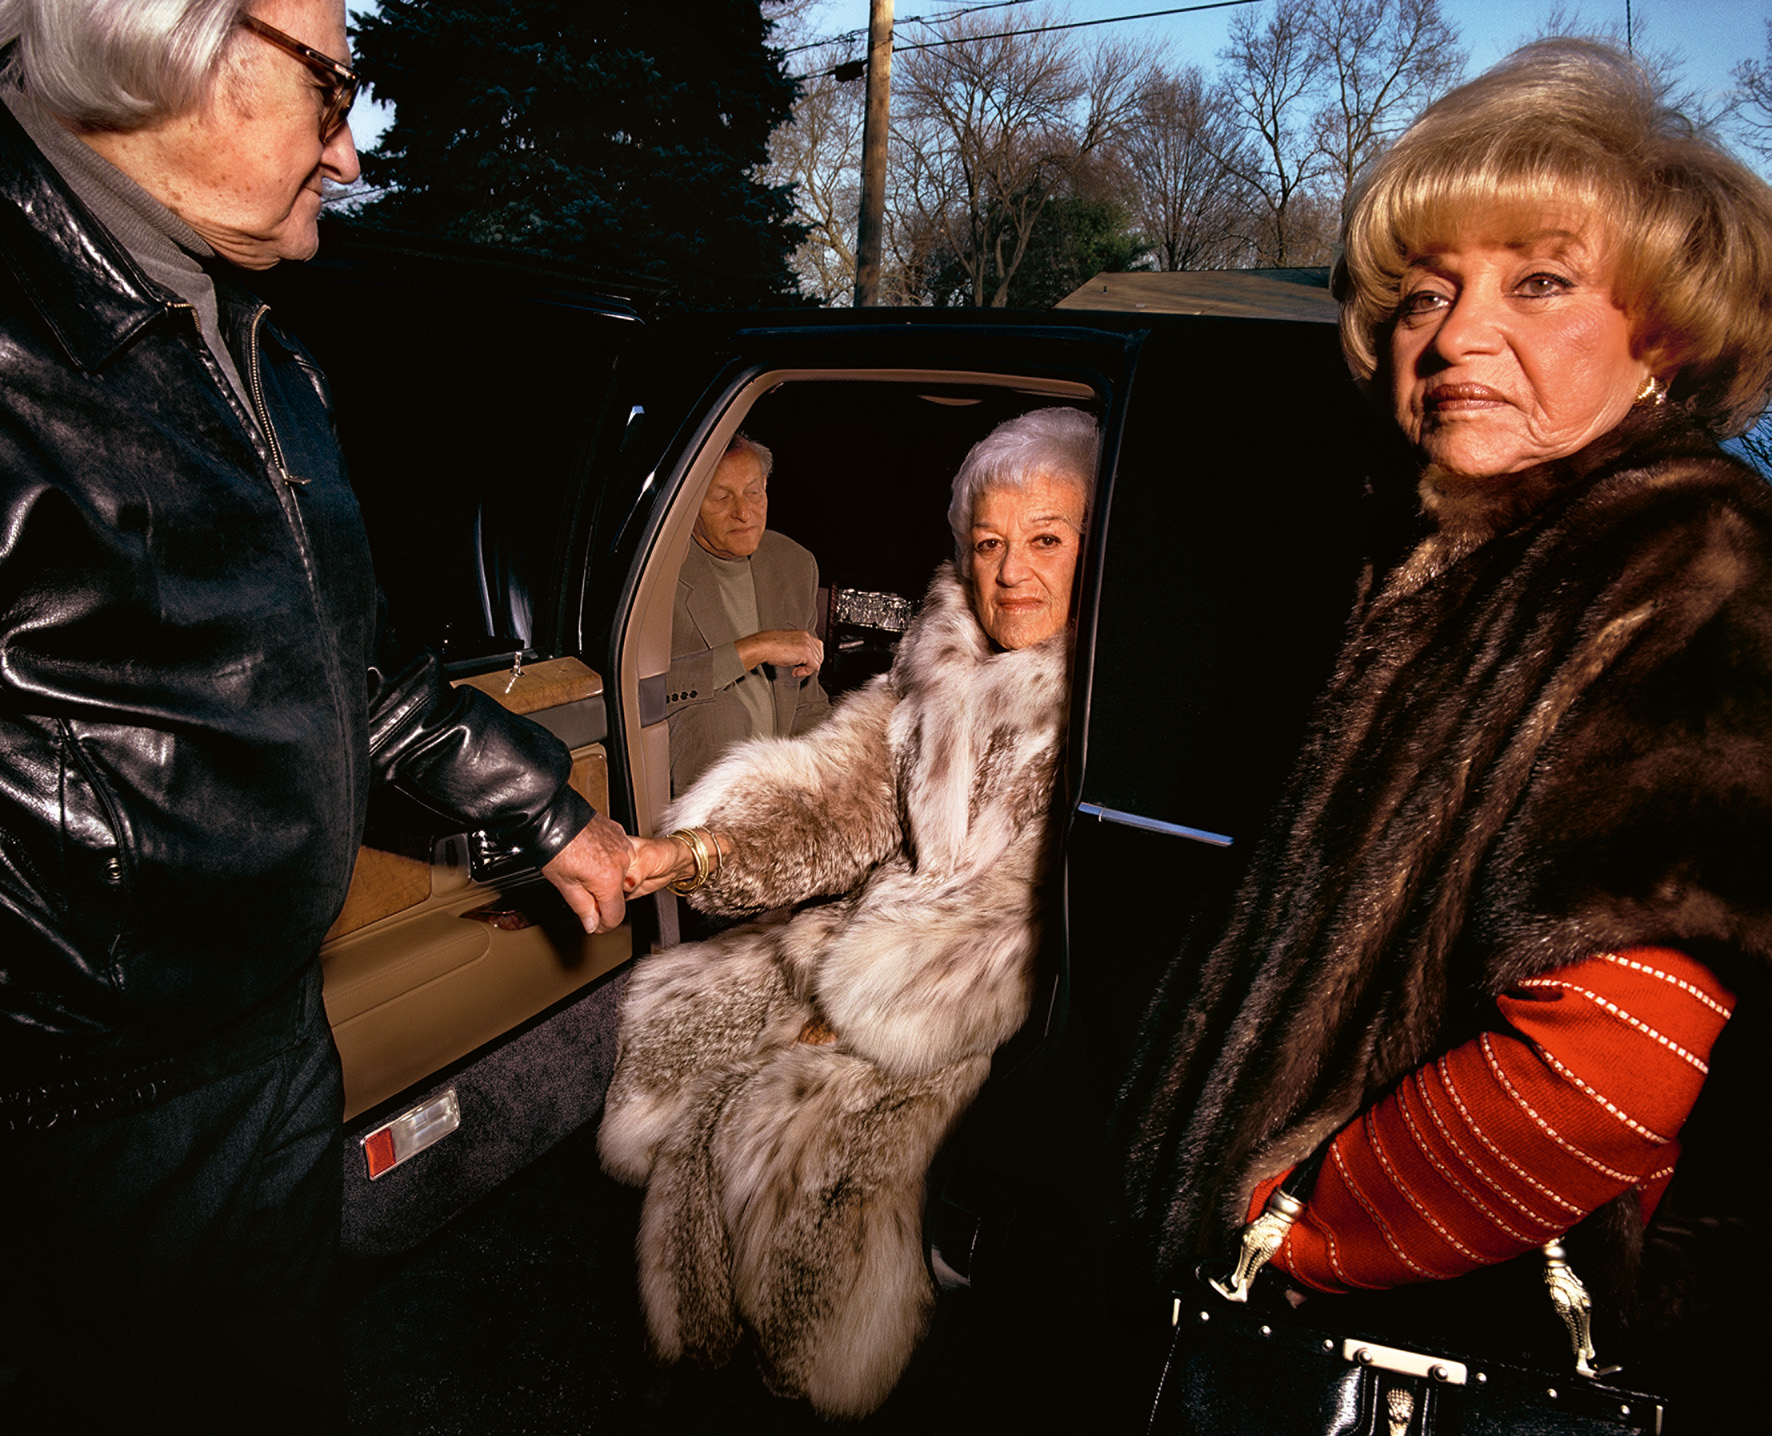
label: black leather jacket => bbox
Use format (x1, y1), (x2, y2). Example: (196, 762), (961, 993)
(0, 105), (593, 1072)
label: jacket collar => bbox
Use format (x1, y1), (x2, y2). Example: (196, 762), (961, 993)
(0, 89), (174, 371)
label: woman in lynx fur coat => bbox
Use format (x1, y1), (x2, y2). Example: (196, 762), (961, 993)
(600, 407), (1097, 1418)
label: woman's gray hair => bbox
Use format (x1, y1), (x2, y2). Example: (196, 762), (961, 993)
(948, 406), (1099, 575)
(0, 0), (246, 129)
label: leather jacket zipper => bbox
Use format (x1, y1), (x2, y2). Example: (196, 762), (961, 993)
(244, 304), (307, 486)
(234, 303), (360, 823)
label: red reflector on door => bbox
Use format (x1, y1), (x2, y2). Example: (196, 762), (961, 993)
(363, 1127), (397, 1179)
(359, 1087), (461, 1180)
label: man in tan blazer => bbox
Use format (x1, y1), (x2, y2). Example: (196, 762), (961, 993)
(667, 435), (830, 793)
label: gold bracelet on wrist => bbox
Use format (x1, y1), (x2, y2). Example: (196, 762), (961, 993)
(666, 826), (720, 895)
(665, 833), (700, 895)
(691, 827), (721, 882)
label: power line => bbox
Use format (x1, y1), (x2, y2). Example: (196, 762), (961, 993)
(908, 0), (1045, 23)
(787, 1), (1263, 73)
(782, 2), (1041, 57)
(906, 0), (1045, 25)
(895, 1), (1263, 54)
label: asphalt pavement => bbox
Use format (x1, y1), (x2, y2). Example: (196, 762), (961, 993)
(337, 1117), (1024, 1435)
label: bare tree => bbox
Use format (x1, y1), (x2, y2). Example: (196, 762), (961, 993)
(1218, 0), (1335, 266)
(1119, 66), (1257, 271)
(767, 44), (865, 305)
(892, 7), (1150, 306)
(1310, 0), (1465, 199)
(877, 218), (942, 305)
(1719, 22), (1771, 473)
(1521, 7), (1725, 129)
(1730, 21), (1772, 169)
(760, 0), (823, 46)
(1734, 415), (1772, 476)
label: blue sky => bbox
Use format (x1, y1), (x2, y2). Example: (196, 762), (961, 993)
(803, 1), (1764, 119)
(344, 2), (1769, 164)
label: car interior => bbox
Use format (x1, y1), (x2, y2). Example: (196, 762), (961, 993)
(618, 371), (1103, 881)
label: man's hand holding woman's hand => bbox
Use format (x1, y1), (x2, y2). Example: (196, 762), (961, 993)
(623, 835), (694, 899)
(545, 818), (733, 923)
(539, 812), (633, 933)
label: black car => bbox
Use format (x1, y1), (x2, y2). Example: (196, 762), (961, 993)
(254, 224), (1403, 1420)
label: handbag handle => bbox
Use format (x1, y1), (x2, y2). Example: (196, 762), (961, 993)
(1205, 1146), (1325, 1303)
(1542, 1238), (1601, 1377)
(1205, 1148), (1605, 1377)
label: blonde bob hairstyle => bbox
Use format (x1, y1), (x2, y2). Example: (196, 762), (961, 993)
(1335, 38), (1772, 437)
(0, 0), (246, 129)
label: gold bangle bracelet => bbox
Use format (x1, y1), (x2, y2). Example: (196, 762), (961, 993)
(693, 826), (721, 877)
(687, 828), (714, 885)
(665, 832), (703, 895)
(666, 827), (718, 895)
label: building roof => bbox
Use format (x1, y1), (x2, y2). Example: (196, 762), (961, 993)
(1056, 267), (1338, 323)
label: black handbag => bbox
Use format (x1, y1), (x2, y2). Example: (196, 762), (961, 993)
(1147, 1156), (1668, 1436)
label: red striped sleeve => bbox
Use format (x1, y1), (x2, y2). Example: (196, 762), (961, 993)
(1247, 948), (1734, 1293)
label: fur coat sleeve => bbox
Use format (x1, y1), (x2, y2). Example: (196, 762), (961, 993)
(663, 674), (901, 915)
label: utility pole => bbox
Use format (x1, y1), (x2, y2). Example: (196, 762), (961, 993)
(853, 0), (893, 307)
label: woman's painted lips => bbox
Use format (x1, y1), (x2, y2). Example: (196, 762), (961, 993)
(1424, 382), (1508, 408)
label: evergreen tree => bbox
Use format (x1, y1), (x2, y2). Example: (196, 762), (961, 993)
(350, 1), (805, 308)
(998, 191), (1147, 310)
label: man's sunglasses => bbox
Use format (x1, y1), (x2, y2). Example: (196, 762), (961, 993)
(240, 14), (361, 140)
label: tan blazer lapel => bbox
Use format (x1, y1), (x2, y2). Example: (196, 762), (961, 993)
(679, 549), (736, 651)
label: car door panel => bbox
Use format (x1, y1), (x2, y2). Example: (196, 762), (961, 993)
(253, 229), (647, 1142)
(320, 657), (623, 1122)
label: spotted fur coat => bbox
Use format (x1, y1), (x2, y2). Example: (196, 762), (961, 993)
(599, 564), (1068, 1418)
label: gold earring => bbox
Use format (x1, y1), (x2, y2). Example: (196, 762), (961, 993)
(1635, 373), (1667, 407)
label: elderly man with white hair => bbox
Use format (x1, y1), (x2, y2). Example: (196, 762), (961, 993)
(0, 3), (631, 1429)
(667, 431), (830, 795)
